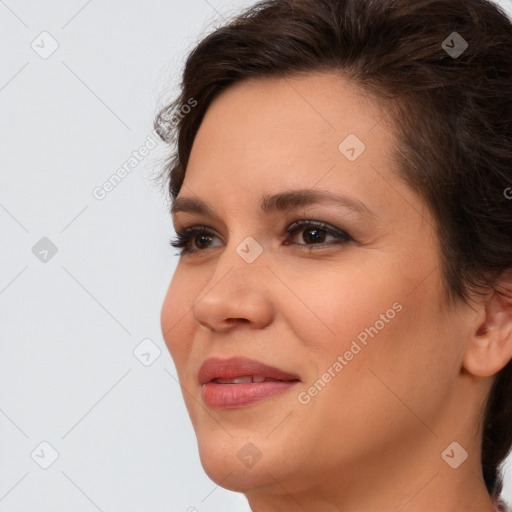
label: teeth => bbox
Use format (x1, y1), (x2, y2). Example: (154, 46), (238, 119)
(216, 376), (252, 384)
(215, 375), (267, 384)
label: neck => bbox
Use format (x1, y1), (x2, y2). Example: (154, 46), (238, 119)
(244, 425), (496, 512)
(245, 463), (497, 512)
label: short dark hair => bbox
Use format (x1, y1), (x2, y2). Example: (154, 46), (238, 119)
(154, 0), (512, 500)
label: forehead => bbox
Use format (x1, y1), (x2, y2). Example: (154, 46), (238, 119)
(189, 72), (387, 163)
(182, 72), (400, 211)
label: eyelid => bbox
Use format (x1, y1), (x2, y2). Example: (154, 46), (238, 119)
(285, 219), (351, 240)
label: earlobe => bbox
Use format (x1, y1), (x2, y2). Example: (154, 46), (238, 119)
(463, 274), (512, 378)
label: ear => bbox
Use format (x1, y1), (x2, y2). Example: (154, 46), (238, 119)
(462, 270), (512, 377)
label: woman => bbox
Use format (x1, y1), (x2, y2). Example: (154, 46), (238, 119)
(156, 0), (512, 510)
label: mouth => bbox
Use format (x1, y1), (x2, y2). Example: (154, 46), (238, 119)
(198, 357), (301, 409)
(213, 376), (287, 384)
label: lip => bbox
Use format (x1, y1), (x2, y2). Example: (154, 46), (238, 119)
(198, 357), (301, 410)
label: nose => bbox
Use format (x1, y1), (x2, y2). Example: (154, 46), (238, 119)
(191, 255), (275, 333)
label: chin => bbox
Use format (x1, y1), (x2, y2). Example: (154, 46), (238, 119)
(196, 435), (280, 493)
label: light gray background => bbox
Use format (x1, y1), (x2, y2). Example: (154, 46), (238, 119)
(0, 1), (511, 511)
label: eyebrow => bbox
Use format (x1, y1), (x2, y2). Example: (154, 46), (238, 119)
(170, 188), (376, 220)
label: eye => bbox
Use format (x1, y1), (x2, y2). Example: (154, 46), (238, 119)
(169, 220), (353, 257)
(169, 225), (222, 256)
(284, 219), (353, 249)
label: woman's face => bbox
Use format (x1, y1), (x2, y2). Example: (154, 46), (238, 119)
(161, 73), (479, 503)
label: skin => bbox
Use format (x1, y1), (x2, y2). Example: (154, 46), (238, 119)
(160, 72), (512, 512)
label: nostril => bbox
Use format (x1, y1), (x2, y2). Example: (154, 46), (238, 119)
(228, 318), (249, 325)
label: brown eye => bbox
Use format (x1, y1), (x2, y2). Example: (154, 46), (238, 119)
(169, 226), (221, 255)
(284, 220), (353, 250)
(301, 227), (327, 244)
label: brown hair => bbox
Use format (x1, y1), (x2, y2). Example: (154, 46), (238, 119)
(154, 0), (512, 501)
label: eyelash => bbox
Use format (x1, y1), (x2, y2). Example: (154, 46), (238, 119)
(169, 220), (353, 256)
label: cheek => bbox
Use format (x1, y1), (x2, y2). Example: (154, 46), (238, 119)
(286, 261), (454, 407)
(320, 277), (457, 432)
(276, 263), (400, 355)
(160, 268), (198, 369)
